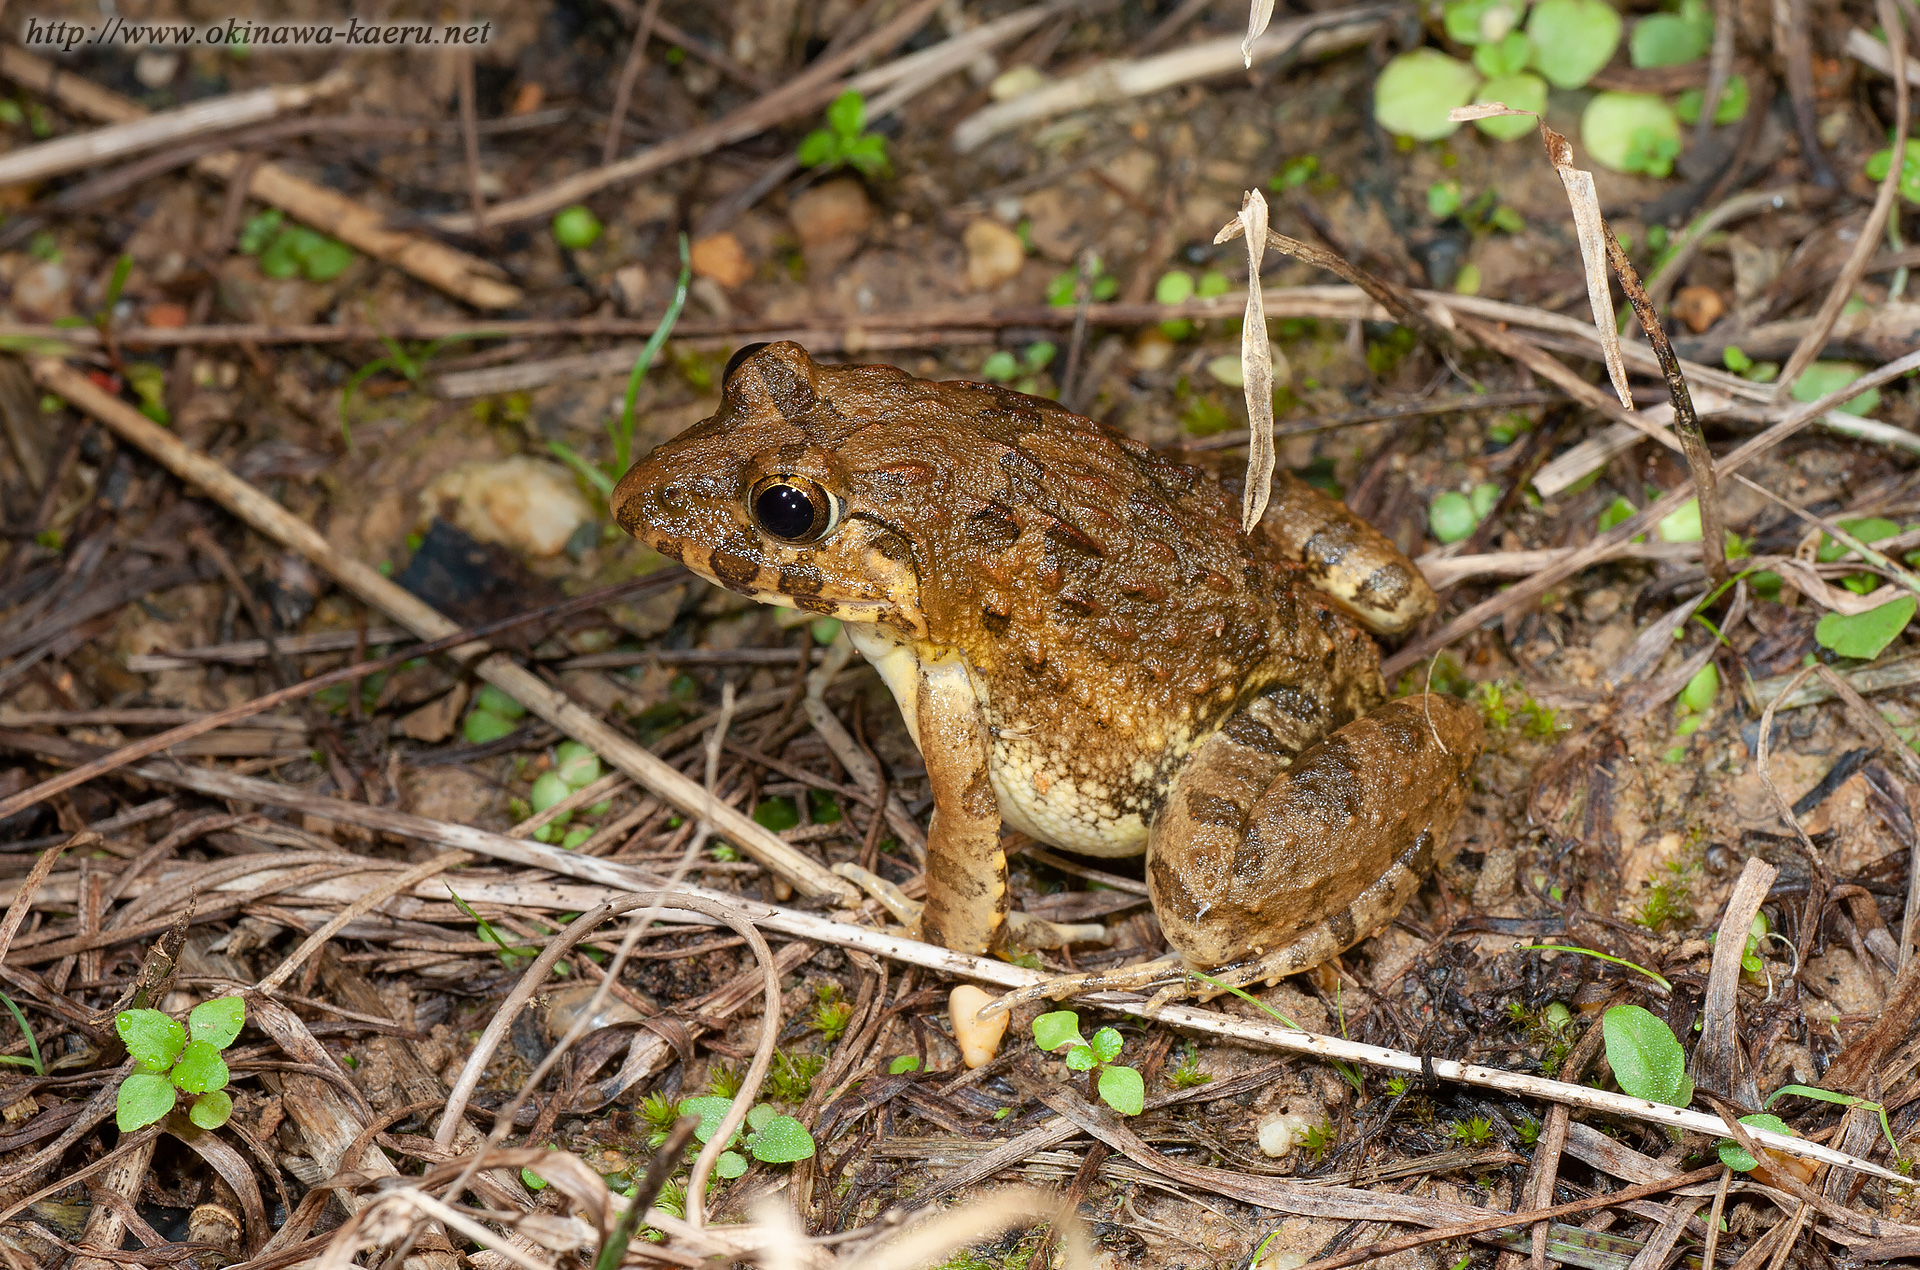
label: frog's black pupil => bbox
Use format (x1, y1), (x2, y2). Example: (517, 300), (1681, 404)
(755, 484), (818, 540)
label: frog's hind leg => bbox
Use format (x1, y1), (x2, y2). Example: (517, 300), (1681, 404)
(1143, 693), (1484, 1003)
(1260, 471), (1437, 636)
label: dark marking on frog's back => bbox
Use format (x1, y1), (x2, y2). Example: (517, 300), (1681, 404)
(754, 356), (817, 419)
(779, 565), (824, 596)
(710, 550), (761, 592)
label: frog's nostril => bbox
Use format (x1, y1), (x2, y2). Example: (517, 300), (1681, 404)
(657, 484), (687, 512)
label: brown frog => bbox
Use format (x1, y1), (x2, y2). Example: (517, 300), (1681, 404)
(613, 342), (1482, 1004)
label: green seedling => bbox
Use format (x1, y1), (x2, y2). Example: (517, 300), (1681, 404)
(338, 322), (472, 450)
(1032, 1010), (1145, 1116)
(811, 984), (854, 1042)
(1048, 258), (1118, 308)
(706, 1062), (744, 1100)
(1373, 49), (1480, 140)
(1601, 1004), (1692, 1107)
(676, 1095), (817, 1181)
(448, 887), (539, 968)
(1268, 154), (1320, 191)
(1527, 0), (1622, 89)
(981, 341), (1057, 394)
(1429, 484), (1500, 544)
(1676, 74), (1748, 126)
(239, 209), (355, 282)
(116, 997), (245, 1131)
(1630, 0), (1712, 68)
(553, 205), (603, 250)
(1447, 1115), (1495, 1145)
(1717, 1112), (1794, 1172)
(550, 234), (692, 497)
(887, 1055), (922, 1074)
(1154, 269), (1227, 338)
(0, 993), (44, 1075)
(1721, 344), (1777, 383)
(766, 1051), (824, 1102)
(797, 90), (889, 178)
(1168, 1040), (1211, 1089)
(1865, 139), (1920, 205)
(463, 682), (529, 744)
(1443, 0), (1525, 45)
(1764, 1084), (1902, 1163)
(1792, 361), (1881, 417)
(1816, 596), (1916, 662)
(1634, 859), (1698, 931)
(1583, 93), (1681, 176)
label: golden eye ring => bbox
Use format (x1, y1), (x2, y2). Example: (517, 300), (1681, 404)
(749, 474), (840, 544)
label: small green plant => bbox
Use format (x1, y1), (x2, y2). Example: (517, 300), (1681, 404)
(1865, 139), (1920, 205)
(552, 205), (603, 250)
(1629, 0), (1712, 68)
(766, 1051), (824, 1103)
(1762, 1084), (1901, 1164)
(1676, 74), (1748, 126)
(549, 234), (692, 497)
(1600, 1004), (1692, 1108)
(1269, 154), (1320, 191)
(706, 1061), (744, 1100)
(1447, 1115), (1494, 1146)
(1301, 1121), (1336, 1160)
(811, 985), (854, 1042)
(1386, 1075), (1410, 1097)
(1429, 483), (1500, 544)
(797, 91), (889, 178)
(463, 682), (529, 744)
(116, 997), (245, 1131)
(1032, 1010), (1145, 1116)
(1168, 1041), (1211, 1089)
(1816, 596), (1915, 662)
(1583, 93), (1681, 176)
(238, 209), (355, 282)
(640, 1090), (679, 1147)
(980, 341), (1057, 394)
(1633, 859), (1698, 931)
(887, 1055), (922, 1074)
(0, 993), (44, 1075)
(527, 740), (604, 845)
(1530, 944), (1673, 992)
(1792, 361), (1881, 417)
(676, 1094), (817, 1179)
(1515, 1114), (1542, 1145)
(448, 888), (539, 968)
(1717, 1112), (1794, 1172)
(1048, 258), (1118, 307)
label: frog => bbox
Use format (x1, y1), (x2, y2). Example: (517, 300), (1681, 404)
(612, 341), (1483, 1008)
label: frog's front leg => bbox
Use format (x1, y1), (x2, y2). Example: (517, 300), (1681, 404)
(908, 658), (1111, 953)
(911, 658), (1008, 954)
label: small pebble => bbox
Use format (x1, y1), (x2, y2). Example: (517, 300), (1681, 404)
(948, 985), (1007, 1068)
(419, 456), (590, 559)
(690, 233), (752, 289)
(964, 219), (1026, 290)
(1256, 1111), (1319, 1157)
(788, 178), (872, 252)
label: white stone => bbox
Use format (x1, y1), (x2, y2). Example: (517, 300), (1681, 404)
(1256, 1111), (1320, 1158)
(419, 456), (591, 559)
(949, 985), (1008, 1068)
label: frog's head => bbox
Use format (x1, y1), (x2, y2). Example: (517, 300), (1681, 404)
(612, 341), (927, 637)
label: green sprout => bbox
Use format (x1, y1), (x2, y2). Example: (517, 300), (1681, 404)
(0, 993), (44, 1075)
(797, 91), (889, 178)
(1032, 1010), (1144, 1116)
(1168, 1040), (1211, 1089)
(115, 997), (246, 1131)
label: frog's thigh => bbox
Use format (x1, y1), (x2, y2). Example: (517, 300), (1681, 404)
(914, 659), (1009, 956)
(1148, 693), (1483, 969)
(1261, 471), (1437, 636)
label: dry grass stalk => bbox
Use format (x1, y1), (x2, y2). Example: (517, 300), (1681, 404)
(0, 70), (351, 187)
(1215, 190), (1275, 529)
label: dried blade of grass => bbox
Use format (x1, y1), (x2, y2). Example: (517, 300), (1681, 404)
(0, 834), (80, 966)
(1215, 191), (1275, 530)
(1243, 0), (1278, 65)
(1775, 0), (1909, 395)
(1217, 218), (1452, 349)
(1692, 856), (1777, 1105)
(1600, 221), (1727, 587)
(1537, 118), (1632, 408)
(848, 1188), (1091, 1269)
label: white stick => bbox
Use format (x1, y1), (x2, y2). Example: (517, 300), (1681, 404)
(0, 72), (352, 189)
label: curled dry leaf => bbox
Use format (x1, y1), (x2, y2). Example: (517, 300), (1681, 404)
(1213, 190), (1274, 531)
(1244, 0), (1278, 65)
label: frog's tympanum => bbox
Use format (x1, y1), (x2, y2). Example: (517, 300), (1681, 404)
(614, 342), (1483, 1005)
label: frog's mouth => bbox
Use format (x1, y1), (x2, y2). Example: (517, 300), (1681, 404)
(619, 493), (928, 640)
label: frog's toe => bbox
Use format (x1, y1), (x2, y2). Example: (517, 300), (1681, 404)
(832, 862), (923, 935)
(1004, 912), (1114, 950)
(977, 954), (1188, 1018)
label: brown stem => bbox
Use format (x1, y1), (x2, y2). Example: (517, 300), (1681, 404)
(1602, 222), (1727, 590)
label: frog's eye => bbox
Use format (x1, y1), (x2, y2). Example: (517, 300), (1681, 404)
(749, 474), (840, 544)
(724, 342), (771, 386)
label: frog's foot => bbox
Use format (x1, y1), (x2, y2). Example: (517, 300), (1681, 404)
(832, 863), (1111, 951)
(977, 954), (1190, 1018)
